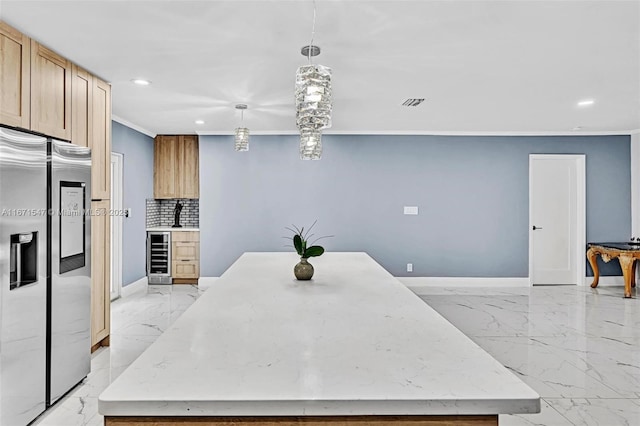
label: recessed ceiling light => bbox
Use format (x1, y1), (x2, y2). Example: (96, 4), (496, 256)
(577, 99), (595, 107)
(195, 120), (205, 125)
(131, 79), (151, 86)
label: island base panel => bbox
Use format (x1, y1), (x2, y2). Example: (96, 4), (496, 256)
(173, 278), (199, 285)
(105, 415), (498, 426)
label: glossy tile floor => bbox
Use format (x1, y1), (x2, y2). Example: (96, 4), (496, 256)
(32, 283), (639, 426)
(420, 285), (640, 426)
(32, 284), (206, 426)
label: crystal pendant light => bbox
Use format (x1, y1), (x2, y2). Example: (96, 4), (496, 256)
(295, 0), (330, 160)
(295, 62), (332, 130)
(234, 104), (249, 151)
(299, 127), (322, 160)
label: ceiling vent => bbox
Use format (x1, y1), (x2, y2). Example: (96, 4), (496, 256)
(402, 98), (425, 107)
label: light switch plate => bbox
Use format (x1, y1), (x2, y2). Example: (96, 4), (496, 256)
(404, 206), (419, 215)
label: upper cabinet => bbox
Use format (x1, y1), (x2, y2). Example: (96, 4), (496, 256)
(71, 65), (112, 199)
(178, 135), (199, 199)
(90, 77), (111, 200)
(30, 40), (72, 140)
(154, 135), (178, 199)
(0, 21), (112, 200)
(71, 65), (92, 148)
(154, 135), (199, 199)
(0, 21), (30, 128)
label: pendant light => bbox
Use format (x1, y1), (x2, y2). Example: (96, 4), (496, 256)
(234, 104), (249, 152)
(295, 0), (331, 160)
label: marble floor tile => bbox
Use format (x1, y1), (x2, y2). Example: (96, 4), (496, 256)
(500, 399), (573, 426)
(32, 284), (203, 426)
(546, 398), (640, 426)
(33, 283), (640, 426)
(32, 396), (99, 426)
(472, 336), (623, 398)
(529, 335), (640, 398)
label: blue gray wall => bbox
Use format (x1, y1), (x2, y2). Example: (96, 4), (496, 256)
(111, 121), (154, 286)
(199, 134), (630, 278)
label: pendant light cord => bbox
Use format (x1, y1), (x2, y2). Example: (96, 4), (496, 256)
(308, 0), (317, 63)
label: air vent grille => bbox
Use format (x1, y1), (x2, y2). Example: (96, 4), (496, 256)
(402, 98), (425, 107)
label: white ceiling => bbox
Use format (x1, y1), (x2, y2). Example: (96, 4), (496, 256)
(2, 0), (639, 136)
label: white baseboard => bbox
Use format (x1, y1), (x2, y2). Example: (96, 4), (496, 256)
(121, 277), (148, 298)
(584, 276), (625, 286)
(398, 276), (627, 296)
(398, 277), (530, 289)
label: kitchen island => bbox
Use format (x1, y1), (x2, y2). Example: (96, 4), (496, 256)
(99, 252), (539, 425)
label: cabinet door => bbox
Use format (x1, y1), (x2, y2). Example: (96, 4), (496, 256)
(0, 21), (30, 128)
(71, 65), (92, 148)
(90, 77), (111, 200)
(172, 261), (200, 279)
(178, 135), (199, 198)
(172, 242), (200, 261)
(30, 40), (71, 140)
(154, 135), (178, 199)
(91, 200), (110, 348)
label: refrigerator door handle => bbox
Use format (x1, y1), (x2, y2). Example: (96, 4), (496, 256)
(146, 234), (151, 276)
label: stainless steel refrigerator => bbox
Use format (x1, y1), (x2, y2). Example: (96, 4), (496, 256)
(0, 125), (92, 426)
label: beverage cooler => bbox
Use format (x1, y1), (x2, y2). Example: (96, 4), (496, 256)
(147, 231), (171, 284)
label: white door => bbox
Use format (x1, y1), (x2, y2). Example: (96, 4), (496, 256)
(110, 152), (123, 300)
(530, 155), (585, 285)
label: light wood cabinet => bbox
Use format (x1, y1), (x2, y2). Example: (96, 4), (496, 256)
(0, 21), (30, 128)
(71, 64), (92, 147)
(91, 77), (111, 200)
(171, 231), (200, 283)
(154, 135), (199, 199)
(91, 200), (111, 350)
(30, 40), (71, 140)
(178, 135), (199, 198)
(154, 135), (179, 199)
(71, 65), (111, 200)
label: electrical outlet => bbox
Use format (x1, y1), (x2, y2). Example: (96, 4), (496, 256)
(407, 263), (413, 272)
(404, 206), (419, 215)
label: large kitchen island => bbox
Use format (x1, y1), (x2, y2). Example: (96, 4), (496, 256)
(99, 252), (539, 425)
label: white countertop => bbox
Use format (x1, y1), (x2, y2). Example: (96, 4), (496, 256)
(146, 227), (199, 232)
(99, 252), (539, 417)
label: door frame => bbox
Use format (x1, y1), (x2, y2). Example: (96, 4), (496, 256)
(110, 152), (124, 300)
(528, 154), (586, 286)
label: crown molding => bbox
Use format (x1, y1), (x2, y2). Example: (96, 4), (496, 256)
(196, 129), (638, 137)
(112, 115), (156, 138)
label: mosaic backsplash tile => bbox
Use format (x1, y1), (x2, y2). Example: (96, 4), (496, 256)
(146, 198), (199, 228)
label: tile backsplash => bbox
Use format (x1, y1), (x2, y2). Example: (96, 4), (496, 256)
(146, 199), (199, 228)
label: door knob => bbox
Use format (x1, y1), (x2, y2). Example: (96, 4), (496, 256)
(532, 225), (543, 230)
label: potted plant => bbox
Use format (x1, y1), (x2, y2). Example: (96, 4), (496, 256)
(286, 221), (332, 280)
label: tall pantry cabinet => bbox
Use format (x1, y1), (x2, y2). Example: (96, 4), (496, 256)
(71, 64), (112, 350)
(0, 20), (112, 351)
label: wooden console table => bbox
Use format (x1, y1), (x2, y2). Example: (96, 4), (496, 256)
(586, 243), (639, 298)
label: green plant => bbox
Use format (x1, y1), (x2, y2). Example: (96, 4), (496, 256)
(285, 221), (333, 258)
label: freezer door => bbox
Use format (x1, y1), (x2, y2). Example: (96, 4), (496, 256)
(49, 139), (92, 404)
(0, 126), (48, 425)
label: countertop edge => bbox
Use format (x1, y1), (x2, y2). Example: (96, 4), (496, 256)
(98, 397), (541, 417)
